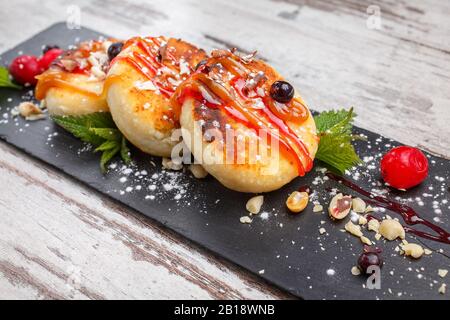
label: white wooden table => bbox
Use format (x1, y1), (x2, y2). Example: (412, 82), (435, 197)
(0, 0), (449, 299)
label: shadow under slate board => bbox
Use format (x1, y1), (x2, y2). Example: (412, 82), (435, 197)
(1, 23), (449, 300)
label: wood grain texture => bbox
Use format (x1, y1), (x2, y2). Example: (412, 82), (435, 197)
(0, 0), (449, 299)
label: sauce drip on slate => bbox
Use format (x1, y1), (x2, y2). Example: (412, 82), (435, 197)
(172, 54), (313, 176)
(327, 172), (450, 245)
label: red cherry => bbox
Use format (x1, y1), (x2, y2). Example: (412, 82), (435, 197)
(38, 48), (64, 70)
(380, 146), (428, 190)
(9, 55), (42, 86)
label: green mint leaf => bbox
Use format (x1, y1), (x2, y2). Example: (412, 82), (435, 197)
(314, 107), (355, 134)
(52, 112), (132, 172)
(0, 66), (22, 90)
(314, 108), (362, 173)
(120, 136), (131, 164)
(100, 145), (121, 172)
(90, 127), (122, 141)
(95, 140), (119, 152)
(315, 133), (361, 174)
(52, 115), (105, 146)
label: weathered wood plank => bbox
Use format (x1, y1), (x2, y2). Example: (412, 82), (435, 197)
(0, 142), (290, 299)
(0, 0), (449, 299)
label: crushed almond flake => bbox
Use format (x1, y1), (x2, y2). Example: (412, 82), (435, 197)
(424, 248), (432, 255)
(358, 215), (368, 225)
(319, 227), (326, 235)
(162, 158), (183, 171)
(438, 283), (446, 295)
(368, 219), (380, 232)
(352, 197), (366, 213)
(239, 216), (252, 224)
(313, 204), (323, 212)
(438, 269), (448, 278)
(246, 195), (264, 215)
(360, 236), (372, 245)
(379, 219), (405, 241)
(351, 266), (361, 276)
(344, 221), (363, 238)
(401, 243), (424, 259)
(365, 205), (374, 213)
(17, 102), (44, 120)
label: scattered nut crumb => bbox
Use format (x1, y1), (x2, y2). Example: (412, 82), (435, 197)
(239, 216), (252, 224)
(360, 236), (372, 245)
(189, 164), (208, 178)
(358, 215), (368, 225)
(246, 195), (264, 214)
(368, 219), (380, 232)
(424, 249), (433, 255)
(162, 157), (183, 170)
(286, 191), (308, 213)
(352, 197), (366, 213)
(365, 205), (374, 213)
(319, 227), (326, 235)
(344, 221), (363, 238)
(17, 102), (45, 120)
(401, 243), (424, 259)
(351, 266), (361, 276)
(438, 283), (446, 295)
(438, 269), (448, 278)
(375, 233), (382, 240)
(313, 204), (323, 212)
(379, 219), (405, 241)
(329, 193), (352, 220)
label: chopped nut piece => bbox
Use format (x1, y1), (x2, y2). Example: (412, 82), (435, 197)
(17, 102), (43, 120)
(319, 227), (326, 235)
(239, 216), (252, 224)
(358, 216), (368, 225)
(438, 283), (446, 295)
(162, 157), (183, 171)
(352, 197), (366, 213)
(368, 219), (380, 232)
(379, 219), (405, 241)
(424, 249), (432, 255)
(329, 193), (352, 220)
(189, 164), (208, 179)
(313, 204), (323, 212)
(438, 269), (448, 278)
(375, 233), (382, 240)
(344, 221), (363, 237)
(211, 49), (232, 58)
(351, 266), (361, 276)
(246, 195), (264, 214)
(365, 205), (374, 213)
(286, 191), (308, 213)
(360, 236), (372, 245)
(401, 243), (424, 259)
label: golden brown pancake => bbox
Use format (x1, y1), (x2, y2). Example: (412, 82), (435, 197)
(105, 36), (207, 157)
(172, 49), (318, 193)
(35, 39), (113, 115)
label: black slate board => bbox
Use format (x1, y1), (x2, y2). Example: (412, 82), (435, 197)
(1, 23), (449, 300)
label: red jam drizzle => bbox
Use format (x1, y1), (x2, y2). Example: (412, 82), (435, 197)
(327, 172), (450, 245)
(110, 37), (180, 99)
(173, 56), (313, 176)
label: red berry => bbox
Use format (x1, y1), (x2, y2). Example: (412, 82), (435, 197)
(38, 48), (64, 71)
(357, 246), (383, 273)
(380, 146), (428, 190)
(9, 55), (42, 86)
